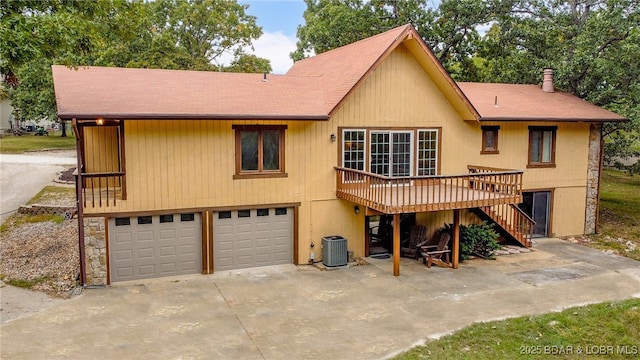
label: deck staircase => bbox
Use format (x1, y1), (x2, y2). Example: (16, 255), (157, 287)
(472, 204), (534, 248)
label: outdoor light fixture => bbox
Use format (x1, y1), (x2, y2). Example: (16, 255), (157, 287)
(330, 133), (336, 142)
(354, 206), (360, 214)
(96, 118), (104, 125)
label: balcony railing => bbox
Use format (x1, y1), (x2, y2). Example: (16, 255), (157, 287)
(479, 204), (534, 247)
(335, 165), (523, 214)
(77, 172), (126, 208)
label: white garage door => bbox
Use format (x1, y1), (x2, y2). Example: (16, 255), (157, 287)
(109, 213), (202, 282)
(214, 207), (293, 271)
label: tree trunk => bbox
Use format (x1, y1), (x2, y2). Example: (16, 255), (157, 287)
(60, 120), (67, 137)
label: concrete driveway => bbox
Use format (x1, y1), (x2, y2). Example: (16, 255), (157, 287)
(0, 150), (76, 223)
(1, 238), (639, 359)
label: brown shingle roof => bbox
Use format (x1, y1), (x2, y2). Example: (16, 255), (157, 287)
(287, 25), (411, 114)
(52, 24), (625, 123)
(52, 66), (328, 120)
(458, 82), (626, 122)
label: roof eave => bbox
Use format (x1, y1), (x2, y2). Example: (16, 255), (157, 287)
(58, 113), (330, 121)
(478, 116), (628, 122)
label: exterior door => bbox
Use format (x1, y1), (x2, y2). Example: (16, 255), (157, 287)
(214, 207), (293, 271)
(109, 213), (202, 282)
(520, 191), (551, 237)
(370, 131), (412, 177)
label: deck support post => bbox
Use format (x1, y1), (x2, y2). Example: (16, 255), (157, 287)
(452, 209), (460, 269)
(393, 213), (400, 276)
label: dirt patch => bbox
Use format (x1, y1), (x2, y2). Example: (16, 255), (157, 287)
(58, 167), (76, 183)
(0, 216), (79, 298)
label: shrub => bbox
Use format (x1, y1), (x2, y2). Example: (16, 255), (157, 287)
(459, 221), (500, 260)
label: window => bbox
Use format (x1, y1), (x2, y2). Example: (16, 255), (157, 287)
(370, 131), (412, 177)
(238, 210), (251, 218)
(341, 128), (439, 177)
(417, 130), (438, 175)
(180, 213), (195, 222)
(528, 127), (556, 167)
(342, 129), (365, 171)
(159, 214), (174, 223)
(137, 216), (152, 225)
(218, 211), (232, 219)
(481, 126), (499, 154)
(257, 209), (269, 216)
(233, 125), (286, 178)
(115, 217), (130, 226)
(275, 208), (288, 215)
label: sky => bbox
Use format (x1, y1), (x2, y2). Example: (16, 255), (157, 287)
(240, 0), (306, 74)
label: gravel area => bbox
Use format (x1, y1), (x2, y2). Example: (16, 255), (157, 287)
(0, 218), (79, 297)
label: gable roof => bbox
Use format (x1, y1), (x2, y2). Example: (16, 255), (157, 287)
(52, 24), (625, 123)
(52, 24), (479, 121)
(287, 25), (479, 120)
(458, 82), (627, 122)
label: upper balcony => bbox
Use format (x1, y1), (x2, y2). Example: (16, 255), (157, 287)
(335, 165), (524, 214)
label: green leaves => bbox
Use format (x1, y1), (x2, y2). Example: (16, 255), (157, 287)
(1, 0), (269, 122)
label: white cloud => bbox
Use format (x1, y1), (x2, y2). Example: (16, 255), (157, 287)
(250, 31), (297, 74)
(216, 31), (298, 74)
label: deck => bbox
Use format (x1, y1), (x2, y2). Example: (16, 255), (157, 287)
(335, 165), (524, 214)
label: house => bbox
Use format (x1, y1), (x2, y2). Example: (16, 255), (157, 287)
(1, 97), (14, 131)
(52, 24), (625, 286)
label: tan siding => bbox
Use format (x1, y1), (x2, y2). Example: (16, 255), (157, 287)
(552, 187), (587, 237)
(83, 126), (119, 173)
(83, 44), (594, 263)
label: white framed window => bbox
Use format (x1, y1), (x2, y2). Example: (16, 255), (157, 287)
(417, 129), (438, 176)
(342, 129), (366, 171)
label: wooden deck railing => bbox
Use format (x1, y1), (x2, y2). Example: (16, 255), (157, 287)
(479, 204), (535, 247)
(78, 172), (126, 208)
(335, 165), (523, 214)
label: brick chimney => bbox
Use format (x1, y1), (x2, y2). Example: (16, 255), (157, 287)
(542, 68), (554, 93)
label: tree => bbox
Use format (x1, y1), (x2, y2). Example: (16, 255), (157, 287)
(223, 53), (272, 73)
(480, 0), (640, 170)
(292, 0), (494, 81)
(0, 0), (269, 133)
(151, 0), (263, 70)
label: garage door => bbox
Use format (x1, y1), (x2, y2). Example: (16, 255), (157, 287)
(109, 213), (202, 282)
(214, 207), (293, 271)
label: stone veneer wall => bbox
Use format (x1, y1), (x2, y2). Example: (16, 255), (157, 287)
(584, 123), (602, 235)
(84, 217), (107, 286)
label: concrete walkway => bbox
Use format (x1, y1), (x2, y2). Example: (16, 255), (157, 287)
(0, 150), (76, 222)
(1, 239), (639, 359)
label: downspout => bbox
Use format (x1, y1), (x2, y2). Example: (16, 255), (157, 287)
(73, 118), (87, 287)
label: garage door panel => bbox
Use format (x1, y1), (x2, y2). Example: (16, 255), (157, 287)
(137, 247), (155, 259)
(115, 267), (134, 278)
(237, 239), (253, 250)
(109, 214), (202, 282)
(236, 255), (253, 267)
(214, 208), (293, 271)
(159, 246), (176, 257)
(139, 264), (156, 276)
(159, 229), (176, 239)
(160, 263), (177, 273)
(180, 244), (198, 255)
(115, 249), (133, 260)
(138, 230), (154, 241)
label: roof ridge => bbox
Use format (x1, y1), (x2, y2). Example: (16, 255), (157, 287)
(292, 24), (411, 65)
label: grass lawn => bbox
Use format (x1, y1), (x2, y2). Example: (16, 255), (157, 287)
(396, 170), (640, 359)
(583, 169), (640, 261)
(0, 131), (76, 153)
(396, 299), (640, 359)
(26, 185), (76, 206)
